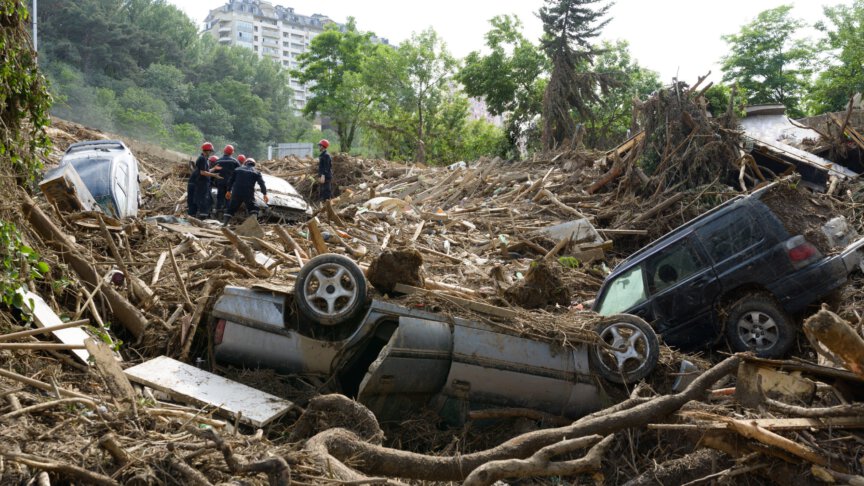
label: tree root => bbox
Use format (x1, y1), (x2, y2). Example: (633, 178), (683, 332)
(463, 434), (613, 486)
(290, 394), (384, 444)
(303, 355), (740, 482)
(191, 427), (291, 486)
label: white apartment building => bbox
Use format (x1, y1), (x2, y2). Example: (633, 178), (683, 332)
(203, 0), (339, 110)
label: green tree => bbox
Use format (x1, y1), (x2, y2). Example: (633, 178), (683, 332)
(583, 40), (660, 149)
(809, 1), (864, 112)
(458, 15), (548, 157)
(294, 19), (378, 153)
(539, 0), (615, 150)
(366, 29), (458, 163)
(720, 5), (814, 117)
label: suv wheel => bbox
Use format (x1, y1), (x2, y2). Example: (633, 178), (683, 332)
(590, 314), (659, 384)
(725, 295), (795, 358)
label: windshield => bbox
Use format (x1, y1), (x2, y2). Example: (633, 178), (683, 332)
(597, 266), (646, 316)
(69, 156), (113, 199)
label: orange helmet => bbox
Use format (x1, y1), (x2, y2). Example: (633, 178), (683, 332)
(223, 144), (234, 155)
(201, 142), (214, 152)
(318, 139), (330, 149)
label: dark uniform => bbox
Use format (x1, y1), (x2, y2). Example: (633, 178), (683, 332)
(224, 164), (267, 224)
(318, 148), (333, 200)
(186, 158), (198, 216)
(191, 154), (212, 219)
(214, 154), (240, 213)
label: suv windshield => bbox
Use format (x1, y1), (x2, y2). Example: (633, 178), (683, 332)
(70, 157), (112, 199)
(597, 266), (646, 316)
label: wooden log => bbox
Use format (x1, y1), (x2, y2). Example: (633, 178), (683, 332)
(151, 251), (167, 286)
(534, 189), (585, 218)
(0, 368), (91, 399)
(634, 192), (686, 223)
(85, 339), (136, 405)
(586, 164), (624, 195)
(0, 319), (89, 342)
(306, 217), (329, 256)
(0, 342), (87, 350)
(803, 307), (864, 379)
(22, 195), (147, 339)
(179, 280), (219, 362)
(716, 415), (848, 472)
(168, 242), (194, 311)
(221, 227), (270, 278)
(98, 215), (137, 301)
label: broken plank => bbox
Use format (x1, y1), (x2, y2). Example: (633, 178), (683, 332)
(0, 319), (89, 342)
(16, 289), (91, 364)
(649, 416), (864, 431)
(124, 356), (293, 427)
(393, 283), (516, 319)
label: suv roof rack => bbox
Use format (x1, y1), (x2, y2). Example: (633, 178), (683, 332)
(65, 140), (127, 154)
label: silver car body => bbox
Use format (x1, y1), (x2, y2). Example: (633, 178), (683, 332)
(212, 286), (609, 422)
(41, 140), (140, 218)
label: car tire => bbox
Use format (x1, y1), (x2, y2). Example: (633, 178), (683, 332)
(294, 253), (367, 326)
(590, 314), (659, 384)
(724, 294), (795, 358)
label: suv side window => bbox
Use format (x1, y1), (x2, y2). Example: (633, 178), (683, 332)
(697, 208), (763, 263)
(646, 238), (705, 294)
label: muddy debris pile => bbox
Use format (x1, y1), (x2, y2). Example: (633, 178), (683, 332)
(2, 109), (864, 486)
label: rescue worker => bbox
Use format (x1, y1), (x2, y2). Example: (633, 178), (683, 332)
(214, 144), (240, 216)
(189, 142), (218, 218)
(317, 139), (333, 200)
(237, 154), (247, 165)
(223, 158), (269, 226)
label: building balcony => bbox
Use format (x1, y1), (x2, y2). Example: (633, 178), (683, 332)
(218, 37), (231, 43)
(218, 26), (231, 33)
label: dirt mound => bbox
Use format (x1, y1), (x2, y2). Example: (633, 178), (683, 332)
(504, 259), (570, 309)
(367, 248), (425, 293)
(760, 181), (836, 252)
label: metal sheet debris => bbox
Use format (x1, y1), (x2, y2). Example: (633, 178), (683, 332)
(124, 356), (293, 427)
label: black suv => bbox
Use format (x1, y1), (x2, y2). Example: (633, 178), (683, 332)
(592, 182), (864, 357)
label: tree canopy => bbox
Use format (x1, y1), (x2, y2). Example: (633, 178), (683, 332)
(720, 5), (814, 117)
(809, 0), (864, 113)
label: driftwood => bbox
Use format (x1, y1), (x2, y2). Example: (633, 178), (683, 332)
(301, 356), (740, 481)
(22, 194), (148, 339)
(190, 428), (291, 486)
(803, 307), (864, 379)
(0, 451), (119, 486)
(220, 227), (270, 278)
(463, 434), (613, 486)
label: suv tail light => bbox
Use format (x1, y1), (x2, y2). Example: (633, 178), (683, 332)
(214, 319), (226, 345)
(784, 236), (821, 269)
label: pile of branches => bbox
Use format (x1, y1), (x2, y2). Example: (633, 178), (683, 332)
(636, 80), (741, 194)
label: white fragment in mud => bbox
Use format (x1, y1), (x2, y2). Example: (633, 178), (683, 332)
(124, 356), (293, 427)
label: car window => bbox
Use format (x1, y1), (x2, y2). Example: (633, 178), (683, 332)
(646, 239), (705, 294)
(697, 208), (763, 263)
(597, 266), (646, 316)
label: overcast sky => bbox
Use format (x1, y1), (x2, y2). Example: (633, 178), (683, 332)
(169, 0), (847, 84)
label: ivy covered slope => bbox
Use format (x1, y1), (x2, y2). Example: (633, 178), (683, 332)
(0, 1), (52, 311)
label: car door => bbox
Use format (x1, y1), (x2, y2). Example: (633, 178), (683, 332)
(646, 235), (721, 348)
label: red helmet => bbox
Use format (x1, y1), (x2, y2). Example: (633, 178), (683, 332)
(201, 142), (214, 152)
(223, 144), (234, 155)
(237, 154), (246, 163)
(318, 139), (330, 149)
(208, 155), (218, 163)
